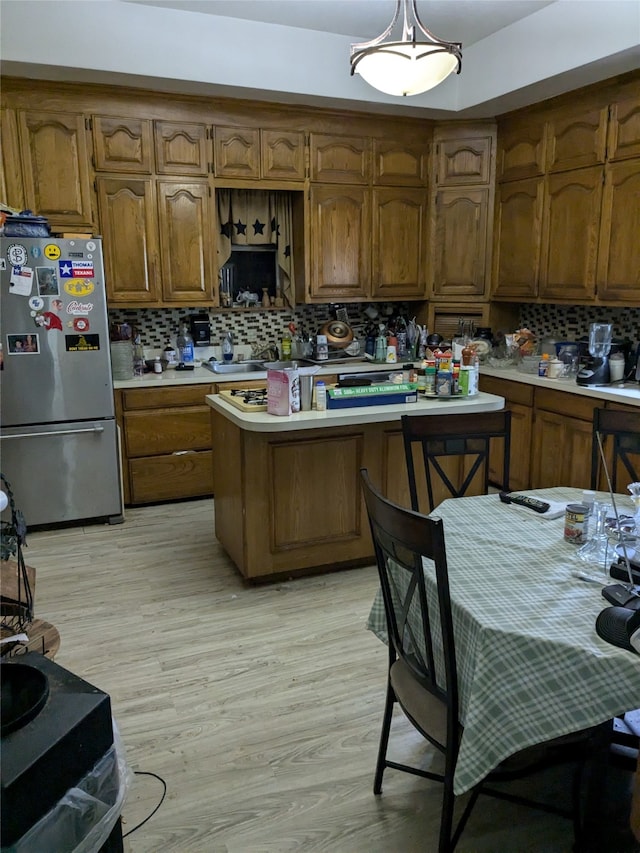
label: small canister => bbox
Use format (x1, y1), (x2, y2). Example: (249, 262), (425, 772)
(564, 503), (588, 544)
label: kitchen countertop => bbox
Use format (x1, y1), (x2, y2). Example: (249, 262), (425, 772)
(205, 390), (505, 433)
(480, 365), (640, 406)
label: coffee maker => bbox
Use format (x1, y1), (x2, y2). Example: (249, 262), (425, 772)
(576, 322), (612, 386)
(190, 313), (211, 348)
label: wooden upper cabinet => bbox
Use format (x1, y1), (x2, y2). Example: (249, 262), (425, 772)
(492, 178), (544, 300)
(156, 180), (216, 303)
(546, 106), (608, 172)
(373, 138), (427, 186)
(436, 136), (492, 185)
(308, 184), (370, 301)
(538, 166), (602, 302)
(260, 129), (305, 181)
(431, 187), (489, 299)
(92, 116), (153, 173)
(1, 109), (24, 211)
(214, 126), (260, 179)
(607, 95), (640, 161)
(17, 110), (93, 226)
(155, 121), (209, 176)
(310, 133), (370, 184)
(371, 187), (427, 299)
(497, 119), (546, 182)
(597, 159), (640, 302)
(96, 176), (160, 304)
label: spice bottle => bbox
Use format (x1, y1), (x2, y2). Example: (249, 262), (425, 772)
(153, 356), (162, 374)
(538, 353), (550, 377)
(315, 381), (327, 411)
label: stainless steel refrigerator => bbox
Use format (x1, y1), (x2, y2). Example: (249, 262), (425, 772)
(0, 236), (123, 526)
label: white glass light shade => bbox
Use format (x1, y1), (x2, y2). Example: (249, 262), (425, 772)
(353, 44), (459, 96)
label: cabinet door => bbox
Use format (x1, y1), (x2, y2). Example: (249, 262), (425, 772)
(546, 106), (608, 172)
(436, 136), (492, 185)
(310, 133), (370, 183)
(597, 159), (640, 303)
(92, 116), (153, 173)
(18, 110), (93, 227)
(260, 130), (305, 181)
(157, 180), (215, 303)
(538, 166), (602, 301)
(308, 185), (370, 301)
(1, 109), (24, 211)
(497, 118), (546, 182)
(492, 178), (544, 300)
(373, 138), (427, 186)
(371, 187), (426, 299)
(155, 121), (209, 176)
(607, 95), (640, 161)
(214, 126), (260, 179)
(431, 188), (489, 299)
(531, 409), (593, 490)
(96, 176), (160, 304)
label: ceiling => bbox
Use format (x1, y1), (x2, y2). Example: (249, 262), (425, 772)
(1, 0), (639, 118)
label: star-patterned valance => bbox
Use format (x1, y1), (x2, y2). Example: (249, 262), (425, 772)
(217, 189), (295, 307)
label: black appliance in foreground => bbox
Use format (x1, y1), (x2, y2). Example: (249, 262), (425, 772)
(1, 653), (123, 851)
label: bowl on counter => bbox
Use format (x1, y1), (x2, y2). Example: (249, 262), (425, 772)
(517, 355), (542, 374)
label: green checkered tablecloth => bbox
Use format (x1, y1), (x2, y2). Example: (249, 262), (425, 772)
(367, 487), (640, 795)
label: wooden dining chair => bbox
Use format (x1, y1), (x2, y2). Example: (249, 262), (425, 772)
(590, 408), (640, 491)
(401, 410), (511, 514)
(361, 467), (602, 853)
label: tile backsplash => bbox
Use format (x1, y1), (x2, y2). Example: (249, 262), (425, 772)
(109, 302), (640, 354)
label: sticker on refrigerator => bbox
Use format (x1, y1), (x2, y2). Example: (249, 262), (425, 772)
(7, 333), (39, 354)
(66, 299), (94, 315)
(44, 244), (61, 261)
(73, 317), (90, 333)
(7, 244), (28, 267)
(58, 260), (94, 278)
(35, 266), (60, 296)
(63, 279), (94, 297)
(65, 333), (100, 352)
(68, 252), (84, 258)
(9, 266), (34, 296)
(86, 241), (96, 251)
(29, 296), (44, 311)
(0, 259), (6, 271)
(35, 311), (63, 332)
(31, 246), (41, 259)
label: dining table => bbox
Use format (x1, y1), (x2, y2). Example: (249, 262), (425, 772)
(366, 486), (640, 798)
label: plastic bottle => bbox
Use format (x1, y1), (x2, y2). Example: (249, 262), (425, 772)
(538, 353), (550, 377)
(221, 331), (234, 362)
(315, 381), (327, 411)
(133, 335), (145, 377)
(153, 356), (162, 374)
(177, 323), (194, 364)
(281, 328), (292, 360)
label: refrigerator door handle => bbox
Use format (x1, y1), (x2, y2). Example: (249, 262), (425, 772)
(1, 425), (105, 440)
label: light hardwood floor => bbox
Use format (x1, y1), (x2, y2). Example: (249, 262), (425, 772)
(21, 498), (633, 853)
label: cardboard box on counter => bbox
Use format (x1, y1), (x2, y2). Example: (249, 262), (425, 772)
(327, 382), (418, 409)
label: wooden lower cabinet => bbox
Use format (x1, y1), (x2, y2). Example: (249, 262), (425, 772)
(479, 376), (533, 491)
(117, 385), (215, 504)
(530, 389), (597, 489)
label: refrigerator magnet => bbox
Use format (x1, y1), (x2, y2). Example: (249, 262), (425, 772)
(73, 317), (90, 333)
(7, 333), (39, 355)
(7, 244), (28, 267)
(63, 279), (94, 297)
(65, 334), (100, 352)
(35, 311), (63, 332)
(35, 267), (60, 297)
(44, 244), (61, 261)
(9, 266), (34, 296)
(66, 299), (93, 315)
(29, 296), (44, 311)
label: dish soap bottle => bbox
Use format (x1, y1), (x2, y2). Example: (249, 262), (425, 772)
(177, 323), (194, 364)
(221, 330), (234, 363)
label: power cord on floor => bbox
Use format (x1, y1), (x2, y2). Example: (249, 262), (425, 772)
(122, 770), (167, 839)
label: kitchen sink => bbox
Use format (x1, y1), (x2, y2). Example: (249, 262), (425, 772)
(203, 360), (266, 374)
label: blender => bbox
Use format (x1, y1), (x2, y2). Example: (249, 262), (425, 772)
(577, 322), (612, 386)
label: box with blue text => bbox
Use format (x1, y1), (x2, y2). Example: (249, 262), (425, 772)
(326, 383), (418, 409)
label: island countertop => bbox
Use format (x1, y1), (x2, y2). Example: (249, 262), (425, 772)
(205, 390), (505, 432)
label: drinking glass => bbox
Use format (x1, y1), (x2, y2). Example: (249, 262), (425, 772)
(577, 501), (612, 577)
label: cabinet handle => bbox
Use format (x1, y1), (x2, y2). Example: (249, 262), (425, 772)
(1, 425), (104, 440)
(172, 450), (197, 455)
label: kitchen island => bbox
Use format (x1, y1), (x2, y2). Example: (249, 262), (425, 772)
(206, 391), (504, 580)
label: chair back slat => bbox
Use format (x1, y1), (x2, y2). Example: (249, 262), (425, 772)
(361, 470), (459, 720)
(402, 411), (512, 513)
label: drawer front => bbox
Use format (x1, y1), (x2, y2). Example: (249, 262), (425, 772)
(129, 450), (213, 503)
(125, 408), (211, 456)
(535, 387), (597, 421)
(479, 376), (534, 407)
(122, 384), (213, 411)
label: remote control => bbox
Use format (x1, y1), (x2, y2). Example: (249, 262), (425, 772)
(499, 492), (550, 513)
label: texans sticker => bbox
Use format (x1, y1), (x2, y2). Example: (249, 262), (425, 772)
(63, 279), (95, 297)
(59, 260), (94, 278)
(73, 317), (90, 332)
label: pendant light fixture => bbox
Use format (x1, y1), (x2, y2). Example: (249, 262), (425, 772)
(350, 0), (462, 97)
